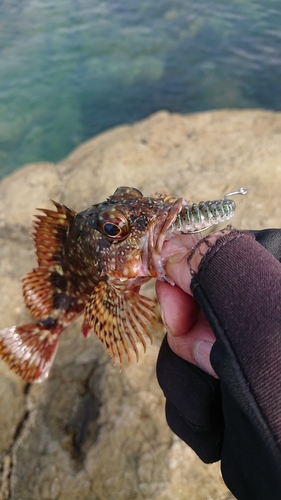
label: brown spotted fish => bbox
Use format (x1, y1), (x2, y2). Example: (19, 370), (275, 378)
(0, 186), (247, 382)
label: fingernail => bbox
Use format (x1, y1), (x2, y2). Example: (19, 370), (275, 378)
(194, 340), (218, 378)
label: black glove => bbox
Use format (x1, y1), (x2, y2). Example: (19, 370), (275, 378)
(249, 229), (281, 263)
(157, 229), (281, 500)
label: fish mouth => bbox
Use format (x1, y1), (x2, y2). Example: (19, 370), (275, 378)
(141, 198), (197, 285)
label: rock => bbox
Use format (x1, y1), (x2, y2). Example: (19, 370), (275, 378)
(0, 109), (281, 499)
(0, 162), (60, 229)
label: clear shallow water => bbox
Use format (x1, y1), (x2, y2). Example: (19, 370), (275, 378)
(0, 0), (281, 178)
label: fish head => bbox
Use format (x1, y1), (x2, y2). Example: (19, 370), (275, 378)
(75, 186), (187, 287)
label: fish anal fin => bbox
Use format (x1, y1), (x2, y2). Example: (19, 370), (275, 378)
(0, 324), (60, 383)
(82, 281), (157, 367)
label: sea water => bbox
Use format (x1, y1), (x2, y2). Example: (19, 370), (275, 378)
(0, 0), (280, 178)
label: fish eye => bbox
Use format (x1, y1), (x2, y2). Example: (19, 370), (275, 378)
(97, 209), (130, 240)
(103, 222), (122, 237)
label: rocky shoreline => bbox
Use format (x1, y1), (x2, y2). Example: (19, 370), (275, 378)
(0, 109), (281, 499)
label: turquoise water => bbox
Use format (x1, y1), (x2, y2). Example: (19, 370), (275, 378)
(0, 0), (281, 178)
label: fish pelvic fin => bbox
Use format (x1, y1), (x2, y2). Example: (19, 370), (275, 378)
(22, 202), (76, 317)
(0, 323), (62, 383)
(82, 281), (157, 368)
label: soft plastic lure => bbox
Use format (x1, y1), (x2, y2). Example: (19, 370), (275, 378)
(169, 187), (247, 234)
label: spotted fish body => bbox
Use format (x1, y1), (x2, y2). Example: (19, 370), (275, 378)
(0, 186), (246, 382)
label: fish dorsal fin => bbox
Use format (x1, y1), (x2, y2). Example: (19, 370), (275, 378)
(33, 201), (76, 268)
(82, 282), (157, 367)
(22, 201), (76, 318)
(22, 268), (57, 318)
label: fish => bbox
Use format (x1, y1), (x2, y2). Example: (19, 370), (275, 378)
(0, 186), (247, 383)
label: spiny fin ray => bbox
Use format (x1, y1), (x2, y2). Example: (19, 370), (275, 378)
(22, 267), (59, 318)
(22, 202), (76, 319)
(32, 201), (76, 268)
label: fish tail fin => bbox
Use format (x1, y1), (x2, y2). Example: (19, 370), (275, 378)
(0, 322), (62, 383)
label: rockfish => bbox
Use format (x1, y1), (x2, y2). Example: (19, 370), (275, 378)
(0, 186), (246, 382)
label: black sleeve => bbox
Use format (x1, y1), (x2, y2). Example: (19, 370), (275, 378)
(157, 230), (281, 500)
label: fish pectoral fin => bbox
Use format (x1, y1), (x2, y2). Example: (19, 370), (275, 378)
(0, 323), (60, 383)
(82, 281), (157, 367)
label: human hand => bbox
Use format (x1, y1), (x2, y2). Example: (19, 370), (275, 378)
(156, 228), (281, 497)
(157, 231), (231, 378)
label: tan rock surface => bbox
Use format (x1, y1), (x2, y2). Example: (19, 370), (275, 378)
(0, 109), (281, 499)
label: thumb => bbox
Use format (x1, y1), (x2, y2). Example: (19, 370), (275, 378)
(156, 280), (217, 378)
